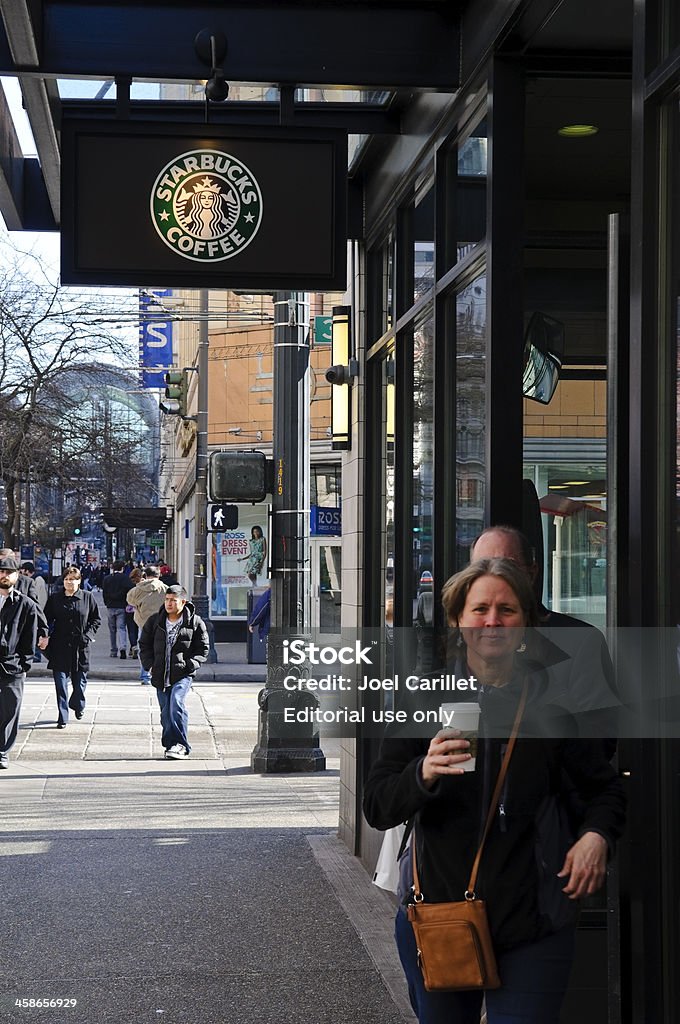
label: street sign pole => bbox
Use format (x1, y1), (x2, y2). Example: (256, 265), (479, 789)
(191, 287), (218, 664)
(251, 292), (325, 773)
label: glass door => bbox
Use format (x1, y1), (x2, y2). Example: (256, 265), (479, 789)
(310, 539), (341, 633)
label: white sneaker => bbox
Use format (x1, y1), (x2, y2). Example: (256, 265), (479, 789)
(165, 744), (188, 760)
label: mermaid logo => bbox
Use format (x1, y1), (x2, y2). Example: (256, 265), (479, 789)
(150, 149), (263, 263)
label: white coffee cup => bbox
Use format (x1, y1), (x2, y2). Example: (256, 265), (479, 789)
(439, 702), (481, 771)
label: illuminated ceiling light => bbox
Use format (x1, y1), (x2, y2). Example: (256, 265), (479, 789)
(561, 480), (590, 485)
(557, 124), (599, 138)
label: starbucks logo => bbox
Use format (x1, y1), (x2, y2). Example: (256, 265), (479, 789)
(150, 149), (263, 262)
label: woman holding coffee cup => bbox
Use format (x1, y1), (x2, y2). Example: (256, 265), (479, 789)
(364, 557), (625, 1024)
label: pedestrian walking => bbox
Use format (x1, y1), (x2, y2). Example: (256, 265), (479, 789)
(125, 567), (144, 657)
(248, 586), (271, 641)
(0, 556), (40, 769)
(139, 585), (209, 760)
(364, 558), (625, 1024)
(38, 567), (101, 728)
(0, 548), (41, 605)
(20, 561), (49, 662)
(102, 560), (131, 658)
(126, 565), (167, 684)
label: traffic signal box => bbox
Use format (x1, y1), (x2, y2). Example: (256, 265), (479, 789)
(161, 370), (188, 416)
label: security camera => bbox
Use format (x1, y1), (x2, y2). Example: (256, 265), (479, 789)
(325, 360), (359, 386)
(205, 69), (229, 102)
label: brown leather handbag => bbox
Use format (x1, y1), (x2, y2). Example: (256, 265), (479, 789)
(406, 683), (528, 992)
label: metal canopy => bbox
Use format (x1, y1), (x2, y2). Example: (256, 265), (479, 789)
(0, 0), (462, 230)
(100, 507), (174, 531)
(0, 2), (462, 88)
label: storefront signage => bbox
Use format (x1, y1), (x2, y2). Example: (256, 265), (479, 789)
(61, 119), (347, 291)
(314, 316), (332, 343)
(150, 150), (263, 263)
(311, 506), (341, 536)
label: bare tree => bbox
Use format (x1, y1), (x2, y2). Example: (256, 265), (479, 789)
(0, 236), (149, 547)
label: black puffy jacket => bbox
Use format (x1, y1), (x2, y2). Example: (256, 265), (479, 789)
(139, 600), (209, 689)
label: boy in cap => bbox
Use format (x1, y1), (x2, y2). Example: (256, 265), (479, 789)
(139, 585), (209, 759)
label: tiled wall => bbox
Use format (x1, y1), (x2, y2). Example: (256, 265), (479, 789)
(523, 379), (606, 437)
(338, 243), (365, 851)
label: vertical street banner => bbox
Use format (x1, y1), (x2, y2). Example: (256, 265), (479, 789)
(139, 289), (173, 388)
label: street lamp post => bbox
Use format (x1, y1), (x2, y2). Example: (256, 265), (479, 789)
(191, 288), (218, 663)
(251, 292), (325, 773)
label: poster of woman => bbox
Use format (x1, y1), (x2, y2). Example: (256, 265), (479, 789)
(210, 507), (269, 618)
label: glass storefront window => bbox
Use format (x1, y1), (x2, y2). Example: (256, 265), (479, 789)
(412, 308), (434, 612)
(455, 273), (487, 568)
(523, 461), (607, 628)
(382, 235), (395, 335)
(382, 355), (396, 640)
(311, 463), (341, 506)
(659, 1), (680, 61)
(413, 187), (434, 305)
(445, 117), (488, 270)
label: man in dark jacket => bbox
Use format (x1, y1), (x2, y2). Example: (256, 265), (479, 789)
(102, 560), (131, 659)
(0, 556), (40, 769)
(139, 585), (209, 760)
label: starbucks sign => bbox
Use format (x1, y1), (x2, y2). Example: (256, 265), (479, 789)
(150, 150), (263, 263)
(60, 119), (347, 291)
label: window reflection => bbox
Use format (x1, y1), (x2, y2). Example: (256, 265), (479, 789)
(524, 463), (607, 628)
(382, 356), (395, 676)
(447, 118), (488, 269)
(455, 275), (486, 568)
(414, 188), (434, 304)
(412, 310), (434, 650)
(383, 236), (395, 334)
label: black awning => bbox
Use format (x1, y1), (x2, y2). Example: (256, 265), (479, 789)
(100, 507), (173, 531)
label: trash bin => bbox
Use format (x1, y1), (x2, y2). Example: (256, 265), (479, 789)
(246, 588), (267, 664)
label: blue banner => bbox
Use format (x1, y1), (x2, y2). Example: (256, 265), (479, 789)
(139, 289), (173, 388)
(311, 506), (341, 536)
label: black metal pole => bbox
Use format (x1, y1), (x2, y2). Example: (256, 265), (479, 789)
(251, 292), (325, 773)
(190, 287), (218, 663)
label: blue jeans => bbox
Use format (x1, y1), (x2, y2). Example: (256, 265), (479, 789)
(156, 676), (192, 752)
(107, 608), (127, 654)
(53, 669), (87, 724)
(395, 907), (575, 1024)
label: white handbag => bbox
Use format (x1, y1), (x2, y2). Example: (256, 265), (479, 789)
(372, 823), (407, 893)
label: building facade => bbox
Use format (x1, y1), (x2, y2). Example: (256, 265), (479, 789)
(331, 3), (680, 1021)
(1, 0), (679, 1019)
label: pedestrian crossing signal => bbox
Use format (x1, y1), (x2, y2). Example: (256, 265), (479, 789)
(209, 451), (268, 502)
(208, 504), (238, 531)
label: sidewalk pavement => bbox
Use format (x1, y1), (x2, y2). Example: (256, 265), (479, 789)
(30, 634), (266, 684)
(1, 651), (415, 1023)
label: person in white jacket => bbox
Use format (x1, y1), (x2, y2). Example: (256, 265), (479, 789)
(126, 566), (167, 684)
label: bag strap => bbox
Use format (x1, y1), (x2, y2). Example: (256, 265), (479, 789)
(397, 817), (414, 860)
(411, 680), (528, 902)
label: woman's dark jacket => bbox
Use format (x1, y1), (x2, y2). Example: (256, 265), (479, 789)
(44, 588), (101, 673)
(363, 672), (626, 953)
(139, 601), (209, 689)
